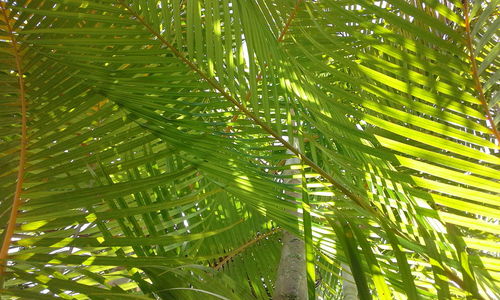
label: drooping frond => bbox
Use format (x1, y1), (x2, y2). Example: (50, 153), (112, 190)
(0, 0), (498, 299)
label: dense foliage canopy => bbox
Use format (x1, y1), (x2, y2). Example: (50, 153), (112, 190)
(0, 0), (498, 299)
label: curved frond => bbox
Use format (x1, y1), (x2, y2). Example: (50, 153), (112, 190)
(0, 0), (498, 299)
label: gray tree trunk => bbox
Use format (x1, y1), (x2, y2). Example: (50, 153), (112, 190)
(273, 231), (308, 300)
(272, 143), (308, 300)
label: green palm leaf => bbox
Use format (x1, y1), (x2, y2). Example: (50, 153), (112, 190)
(1, 0), (498, 299)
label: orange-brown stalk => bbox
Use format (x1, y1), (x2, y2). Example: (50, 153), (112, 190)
(214, 228), (282, 271)
(0, 3), (28, 277)
(462, 0), (500, 143)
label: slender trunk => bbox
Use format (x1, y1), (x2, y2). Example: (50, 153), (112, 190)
(273, 231), (308, 300)
(273, 144), (307, 300)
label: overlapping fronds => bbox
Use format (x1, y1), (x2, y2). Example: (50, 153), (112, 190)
(0, 0), (498, 299)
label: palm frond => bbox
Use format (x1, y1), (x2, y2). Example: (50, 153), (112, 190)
(1, 0), (498, 299)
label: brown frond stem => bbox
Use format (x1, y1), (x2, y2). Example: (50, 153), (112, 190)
(277, 0), (304, 42)
(462, 0), (500, 143)
(214, 228), (282, 271)
(116, 0), (369, 213)
(0, 3), (28, 277)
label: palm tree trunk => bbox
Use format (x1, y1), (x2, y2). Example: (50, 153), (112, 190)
(273, 144), (307, 300)
(273, 231), (308, 300)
